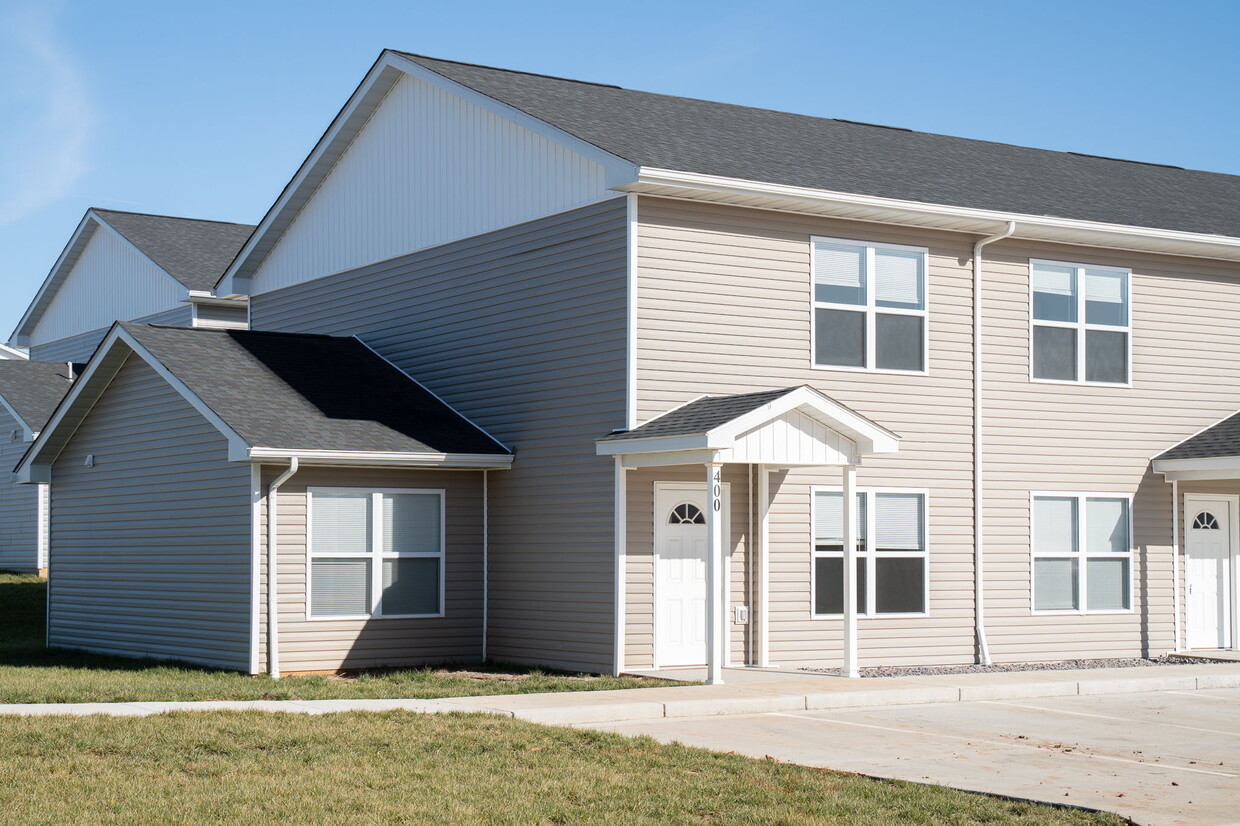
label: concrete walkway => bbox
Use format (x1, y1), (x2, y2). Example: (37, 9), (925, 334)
(1, 663), (1237, 724)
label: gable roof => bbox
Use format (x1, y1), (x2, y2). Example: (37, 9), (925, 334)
(18, 323), (511, 483)
(1155, 413), (1240, 462)
(397, 53), (1240, 240)
(121, 323), (510, 456)
(599, 388), (801, 442)
(92, 210), (255, 292)
(0, 361), (75, 433)
(11, 209), (256, 346)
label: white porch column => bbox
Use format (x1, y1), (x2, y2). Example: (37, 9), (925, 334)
(757, 464), (771, 668)
(706, 460), (725, 684)
(842, 463), (859, 679)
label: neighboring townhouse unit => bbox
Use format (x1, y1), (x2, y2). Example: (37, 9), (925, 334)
(18, 51), (1240, 679)
(0, 361), (75, 572)
(1, 208), (255, 576)
(10, 208), (254, 363)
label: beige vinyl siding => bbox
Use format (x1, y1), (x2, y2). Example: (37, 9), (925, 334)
(0, 407), (41, 572)
(980, 239), (1240, 661)
(634, 195), (1240, 667)
(249, 199), (629, 673)
(623, 465), (753, 670)
(29, 305), (195, 364)
(48, 355), (252, 670)
(635, 196), (976, 668)
(255, 466), (483, 673)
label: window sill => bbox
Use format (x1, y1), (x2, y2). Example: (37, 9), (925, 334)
(811, 363), (930, 377)
(1028, 377), (1132, 389)
(812, 612), (929, 620)
(1029, 609), (1134, 617)
(305, 612), (446, 622)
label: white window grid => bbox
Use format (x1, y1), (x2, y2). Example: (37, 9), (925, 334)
(810, 236), (930, 376)
(1028, 259), (1132, 387)
(810, 486), (930, 619)
(306, 486), (446, 620)
(1029, 492), (1135, 616)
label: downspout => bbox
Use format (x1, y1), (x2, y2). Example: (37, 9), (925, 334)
(267, 458), (299, 678)
(482, 469), (489, 663)
(973, 221), (1016, 667)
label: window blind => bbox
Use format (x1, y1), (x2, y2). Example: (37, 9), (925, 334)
(1086, 558), (1129, 610)
(1034, 558), (1078, 611)
(874, 248), (923, 308)
(383, 493), (441, 554)
(813, 491), (865, 544)
(1083, 270), (1124, 304)
(814, 242), (866, 299)
(310, 558), (370, 616)
(1033, 497), (1078, 554)
(1085, 498), (1129, 554)
(875, 493), (924, 551)
(1032, 264), (1076, 296)
(312, 492), (371, 554)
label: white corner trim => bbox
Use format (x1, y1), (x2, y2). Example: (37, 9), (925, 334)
(248, 463), (263, 675)
(624, 169), (1240, 263)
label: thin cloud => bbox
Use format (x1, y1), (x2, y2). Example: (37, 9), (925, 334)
(0, 2), (93, 225)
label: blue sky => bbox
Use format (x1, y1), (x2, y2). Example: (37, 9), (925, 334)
(1, 0), (1237, 341)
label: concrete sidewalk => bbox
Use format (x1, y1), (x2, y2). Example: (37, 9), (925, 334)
(1, 663), (1237, 723)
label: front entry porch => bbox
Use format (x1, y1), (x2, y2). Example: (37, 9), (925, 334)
(599, 386), (899, 684)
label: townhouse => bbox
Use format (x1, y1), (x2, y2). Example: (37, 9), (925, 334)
(13, 51), (1240, 679)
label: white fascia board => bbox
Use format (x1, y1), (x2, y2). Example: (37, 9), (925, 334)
(0, 394), (34, 440)
(16, 325), (251, 482)
(0, 343), (28, 360)
(10, 213), (98, 346)
(596, 433), (713, 455)
(1153, 455), (1240, 478)
(245, 447), (514, 469)
(217, 51), (638, 296)
(711, 386), (899, 455)
(618, 448), (719, 469)
(625, 169), (1240, 264)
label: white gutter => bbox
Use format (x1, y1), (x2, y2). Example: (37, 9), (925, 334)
(973, 220), (1016, 667)
(266, 458), (299, 678)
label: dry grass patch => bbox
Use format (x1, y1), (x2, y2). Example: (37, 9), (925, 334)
(0, 711), (1125, 825)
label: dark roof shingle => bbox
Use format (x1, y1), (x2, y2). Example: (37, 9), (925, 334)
(600, 387), (800, 442)
(0, 361), (75, 431)
(122, 323), (508, 455)
(1156, 413), (1240, 461)
(95, 210), (255, 292)
(399, 53), (1240, 239)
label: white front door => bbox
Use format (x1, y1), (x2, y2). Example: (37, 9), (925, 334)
(1185, 497), (1235, 650)
(654, 485), (714, 667)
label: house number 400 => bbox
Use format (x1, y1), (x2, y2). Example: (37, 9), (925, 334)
(712, 469), (722, 512)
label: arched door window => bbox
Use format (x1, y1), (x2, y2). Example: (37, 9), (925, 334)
(1192, 511), (1220, 530)
(668, 503), (706, 525)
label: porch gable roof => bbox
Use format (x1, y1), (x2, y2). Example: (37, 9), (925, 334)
(1153, 410), (1240, 479)
(597, 385), (898, 467)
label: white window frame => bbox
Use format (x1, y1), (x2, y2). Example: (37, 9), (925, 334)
(1028, 259), (1132, 388)
(1029, 492), (1135, 616)
(811, 486), (930, 619)
(306, 486), (446, 621)
(810, 236), (930, 376)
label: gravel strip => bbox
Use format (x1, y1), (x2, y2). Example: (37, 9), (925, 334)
(803, 654), (1226, 678)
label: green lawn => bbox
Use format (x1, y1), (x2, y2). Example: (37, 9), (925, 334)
(0, 572), (677, 703)
(0, 711), (1123, 826)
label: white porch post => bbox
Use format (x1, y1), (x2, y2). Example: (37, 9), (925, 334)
(706, 460), (725, 684)
(842, 462), (859, 679)
(757, 464), (771, 668)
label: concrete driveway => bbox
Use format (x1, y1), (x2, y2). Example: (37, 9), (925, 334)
(584, 687), (1240, 826)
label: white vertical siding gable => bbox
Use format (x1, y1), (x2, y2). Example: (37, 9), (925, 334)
(719, 408), (855, 465)
(247, 72), (620, 296)
(28, 226), (185, 347)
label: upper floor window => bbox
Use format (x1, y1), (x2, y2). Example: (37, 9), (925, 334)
(1031, 260), (1130, 385)
(308, 488), (444, 619)
(812, 238), (928, 373)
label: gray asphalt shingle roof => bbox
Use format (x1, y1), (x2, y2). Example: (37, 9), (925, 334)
(0, 361), (75, 431)
(1156, 414), (1240, 461)
(599, 387), (801, 442)
(399, 53), (1240, 239)
(122, 323), (508, 455)
(95, 210), (255, 292)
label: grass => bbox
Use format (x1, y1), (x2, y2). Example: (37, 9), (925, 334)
(0, 572), (678, 703)
(0, 711), (1124, 825)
